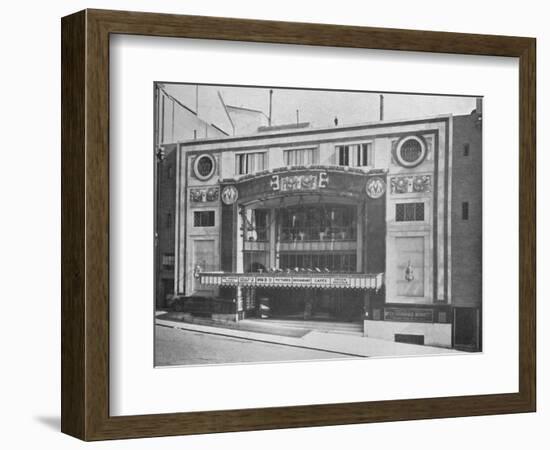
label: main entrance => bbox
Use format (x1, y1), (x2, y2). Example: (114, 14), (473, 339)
(258, 288), (363, 322)
(235, 198), (366, 322)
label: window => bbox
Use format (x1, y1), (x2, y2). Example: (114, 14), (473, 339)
(338, 145), (349, 166)
(236, 152), (266, 175)
(166, 212), (172, 229)
(463, 143), (470, 156)
(279, 252), (356, 273)
(336, 143), (372, 167)
(243, 251), (269, 273)
(284, 148), (318, 166)
(193, 154), (216, 180)
(400, 140), (422, 163)
(162, 253), (175, 269)
(357, 143), (371, 166)
(395, 136), (426, 167)
(194, 210), (215, 227)
(244, 209), (269, 242)
(462, 202), (469, 220)
(396, 203), (425, 222)
(279, 205), (356, 242)
(167, 165), (174, 179)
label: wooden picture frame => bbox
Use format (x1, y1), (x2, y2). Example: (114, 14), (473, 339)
(61, 9), (536, 441)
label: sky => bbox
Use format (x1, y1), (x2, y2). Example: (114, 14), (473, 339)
(162, 83), (478, 136)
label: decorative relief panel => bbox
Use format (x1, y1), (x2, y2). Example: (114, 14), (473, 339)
(390, 175), (431, 194)
(190, 186), (219, 203)
(395, 236), (425, 298)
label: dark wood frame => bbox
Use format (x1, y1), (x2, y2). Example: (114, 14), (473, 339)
(61, 9), (536, 441)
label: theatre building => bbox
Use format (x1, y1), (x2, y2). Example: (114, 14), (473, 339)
(165, 107), (482, 351)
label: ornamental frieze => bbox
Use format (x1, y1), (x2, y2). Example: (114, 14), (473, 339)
(189, 186), (219, 203)
(390, 175), (431, 194)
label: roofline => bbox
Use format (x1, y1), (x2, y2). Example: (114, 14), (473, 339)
(210, 123), (230, 136)
(175, 114), (452, 147)
(158, 85), (229, 135)
(158, 85), (198, 116)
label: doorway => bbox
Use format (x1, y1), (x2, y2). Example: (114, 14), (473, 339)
(262, 288), (362, 322)
(453, 307), (481, 351)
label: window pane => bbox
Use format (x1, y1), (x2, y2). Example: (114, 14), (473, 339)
(236, 152), (267, 174)
(416, 203), (425, 220)
(194, 211), (215, 227)
(284, 149), (318, 167)
(362, 143), (369, 166)
(238, 154), (245, 174)
(396, 203), (424, 222)
(338, 146), (349, 165)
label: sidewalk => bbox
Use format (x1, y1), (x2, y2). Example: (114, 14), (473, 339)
(155, 313), (462, 358)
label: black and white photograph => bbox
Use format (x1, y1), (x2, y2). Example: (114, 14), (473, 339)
(154, 83), (482, 367)
(2, 0), (544, 447)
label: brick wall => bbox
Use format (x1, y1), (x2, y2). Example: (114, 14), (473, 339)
(451, 108), (482, 308)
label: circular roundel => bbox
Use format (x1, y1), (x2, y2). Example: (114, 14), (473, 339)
(366, 177), (386, 199)
(221, 185), (238, 205)
(395, 136), (427, 168)
(193, 154), (216, 180)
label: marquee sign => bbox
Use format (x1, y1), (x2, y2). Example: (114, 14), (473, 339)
(233, 167), (383, 201)
(270, 172), (328, 192)
(198, 271), (384, 290)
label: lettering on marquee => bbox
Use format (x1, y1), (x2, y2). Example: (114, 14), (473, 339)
(271, 172), (329, 192)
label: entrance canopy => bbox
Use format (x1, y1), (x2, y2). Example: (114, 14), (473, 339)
(223, 166), (387, 206)
(199, 272), (384, 290)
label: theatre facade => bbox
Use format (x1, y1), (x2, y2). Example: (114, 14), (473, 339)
(165, 111), (482, 351)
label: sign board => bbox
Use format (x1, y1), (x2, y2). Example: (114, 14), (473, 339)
(271, 172), (329, 192)
(199, 272), (384, 290)
(383, 307), (434, 323)
(235, 167), (379, 201)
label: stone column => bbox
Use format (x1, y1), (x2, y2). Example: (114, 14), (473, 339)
(236, 286), (243, 321)
(362, 290), (371, 336)
(269, 209), (277, 269)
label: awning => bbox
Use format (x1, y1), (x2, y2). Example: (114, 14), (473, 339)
(198, 272), (384, 290)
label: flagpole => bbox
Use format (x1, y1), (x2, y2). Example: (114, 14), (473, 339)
(268, 89), (273, 126)
(195, 85), (199, 114)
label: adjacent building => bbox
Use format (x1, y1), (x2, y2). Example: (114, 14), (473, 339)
(157, 103), (482, 351)
(154, 84), (229, 307)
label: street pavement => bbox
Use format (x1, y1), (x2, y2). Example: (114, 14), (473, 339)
(155, 324), (354, 366)
(156, 315), (461, 364)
